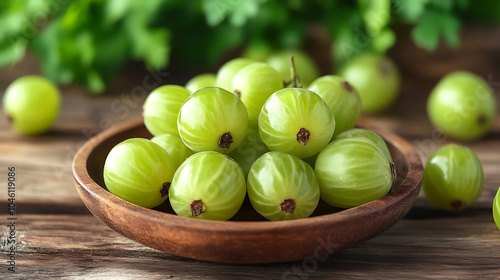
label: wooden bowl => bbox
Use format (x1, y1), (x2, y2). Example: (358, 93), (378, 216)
(73, 118), (423, 264)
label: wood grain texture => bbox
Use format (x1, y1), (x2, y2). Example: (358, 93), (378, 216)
(0, 41), (500, 278)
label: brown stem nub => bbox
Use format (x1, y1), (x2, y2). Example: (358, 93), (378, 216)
(160, 182), (171, 197)
(190, 200), (206, 216)
(451, 200), (466, 211)
(218, 132), (234, 149)
(289, 56), (302, 88)
(280, 199), (296, 213)
(296, 128), (311, 145)
(390, 162), (396, 181)
(233, 90), (241, 98)
(477, 114), (487, 126)
(341, 81), (354, 92)
(6, 114), (13, 124)
(378, 60), (391, 76)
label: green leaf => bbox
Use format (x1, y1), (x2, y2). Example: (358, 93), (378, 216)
(371, 27), (396, 53)
(397, 0), (429, 21)
(412, 9), (460, 50)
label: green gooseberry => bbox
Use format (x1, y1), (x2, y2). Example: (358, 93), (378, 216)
(335, 128), (393, 163)
(494, 187), (500, 231)
(339, 54), (401, 113)
(151, 133), (194, 171)
(3, 75), (61, 135)
(422, 144), (483, 211)
(258, 88), (335, 159)
(185, 73), (216, 93)
(169, 151), (246, 221)
(247, 151), (320, 221)
(215, 57), (256, 92)
(103, 138), (175, 208)
(177, 87), (248, 154)
(142, 85), (191, 136)
(227, 127), (270, 178)
(315, 137), (396, 208)
(266, 49), (320, 87)
(427, 71), (496, 141)
(308, 75), (361, 137)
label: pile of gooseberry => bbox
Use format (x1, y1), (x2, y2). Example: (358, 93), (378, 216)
(103, 54), (398, 221)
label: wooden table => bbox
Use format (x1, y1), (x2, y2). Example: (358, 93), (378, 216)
(1, 54), (499, 279)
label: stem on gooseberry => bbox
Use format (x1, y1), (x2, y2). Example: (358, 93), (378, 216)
(160, 182), (171, 197)
(289, 56), (302, 88)
(341, 81), (354, 92)
(280, 198), (296, 213)
(378, 60), (391, 76)
(218, 132), (234, 149)
(190, 199), (206, 216)
(477, 114), (487, 126)
(233, 89), (241, 98)
(451, 200), (466, 210)
(296, 128), (311, 145)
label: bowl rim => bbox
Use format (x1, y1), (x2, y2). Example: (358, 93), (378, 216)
(73, 118), (423, 234)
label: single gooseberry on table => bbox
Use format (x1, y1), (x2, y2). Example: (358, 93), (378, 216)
(3, 75), (61, 135)
(422, 144), (483, 211)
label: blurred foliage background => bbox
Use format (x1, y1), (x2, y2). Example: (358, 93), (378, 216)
(1, 0), (499, 94)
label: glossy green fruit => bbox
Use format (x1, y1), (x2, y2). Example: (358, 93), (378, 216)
(151, 133), (194, 171)
(494, 187), (500, 231)
(422, 144), (483, 211)
(3, 75), (61, 135)
(185, 73), (216, 93)
(247, 151), (320, 220)
(227, 127), (270, 178)
(339, 54), (401, 113)
(143, 85), (191, 136)
(258, 88), (335, 158)
(315, 137), (395, 208)
(308, 75), (362, 137)
(215, 58), (256, 92)
(169, 151), (246, 221)
(427, 71), (496, 141)
(177, 87), (248, 154)
(335, 128), (393, 163)
(266, 50), (320, 87)
(232, 62), (284, 127)
(103, 138), (174, 208)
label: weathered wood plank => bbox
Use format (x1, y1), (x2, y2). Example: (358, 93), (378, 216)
(0, 214), (499, 279)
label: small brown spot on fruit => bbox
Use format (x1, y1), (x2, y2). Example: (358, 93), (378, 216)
(296, 128), (311, 145)
(477, 114), (487, 126)
(341, 81), (354, 91)
(280, 198), (296, 213)
(218, 132), (234, 149)
(6, 114), (13, 124)
(451, 200), (466, 210)
(190, 200), (206, 216)
(233, 90), (241, 98)
(160, 182), (171, 197)
(378, 60), (391, 76)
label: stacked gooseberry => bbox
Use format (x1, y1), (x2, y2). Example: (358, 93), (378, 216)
(103, 53), (397, 221)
